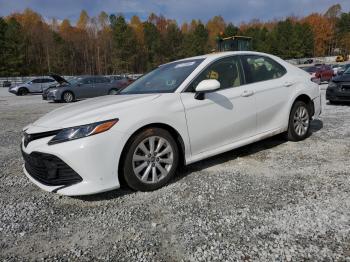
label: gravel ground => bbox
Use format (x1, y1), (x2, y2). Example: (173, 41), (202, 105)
(0, 86), (349, 261)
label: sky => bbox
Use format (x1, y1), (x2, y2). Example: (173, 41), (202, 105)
(0, 0), (349, 25)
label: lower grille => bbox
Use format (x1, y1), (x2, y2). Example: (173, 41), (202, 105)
(22, 149), (82, 186)
(341, 85), (350, 91)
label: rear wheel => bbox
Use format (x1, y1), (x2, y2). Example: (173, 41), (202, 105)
(62, 91), (74, 103)
(287, 101), (311, 141)
(122, 128), (179, 191)
(17, 87), (28, 96)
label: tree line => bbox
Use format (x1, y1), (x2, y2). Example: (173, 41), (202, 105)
(0, 4), (349, 77)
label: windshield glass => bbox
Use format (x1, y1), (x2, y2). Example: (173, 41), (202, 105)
(344, 67), (350, 74)
(119, 59), (204, 94)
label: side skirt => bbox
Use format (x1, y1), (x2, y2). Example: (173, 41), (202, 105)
(185, 127), (287, 165)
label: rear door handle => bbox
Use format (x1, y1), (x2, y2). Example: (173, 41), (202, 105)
(241, 90), (254, 97)
(284, 81), (295, 87)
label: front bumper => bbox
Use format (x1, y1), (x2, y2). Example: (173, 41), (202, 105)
(326, 88), (350, 102)
(21, 127), (129, 195)
(42, 92), (58, 101)
(22, 149), (83, 189)
(9, 89), (17, 94)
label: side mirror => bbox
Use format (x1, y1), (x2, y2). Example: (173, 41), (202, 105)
(194, 79), (220, 100)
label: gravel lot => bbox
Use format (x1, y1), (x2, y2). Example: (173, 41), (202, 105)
(0, 86), (349, 261)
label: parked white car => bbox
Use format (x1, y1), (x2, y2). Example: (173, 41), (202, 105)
(21, 51), (321, 195)
(9, 77), (57, 95)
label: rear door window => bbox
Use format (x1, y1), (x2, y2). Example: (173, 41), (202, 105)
(241, 55), (286, 84)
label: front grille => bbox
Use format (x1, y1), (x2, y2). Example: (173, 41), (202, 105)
(341, 84), (350, 91)
(23, 130), (61, 147)
(22, 149), (82, 186)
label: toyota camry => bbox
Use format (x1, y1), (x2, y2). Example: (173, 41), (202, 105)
(21, 51), (321, 195)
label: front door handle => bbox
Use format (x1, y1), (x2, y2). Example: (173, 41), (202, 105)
(284, 81), (295, 87)
(241, 90), (254, 97)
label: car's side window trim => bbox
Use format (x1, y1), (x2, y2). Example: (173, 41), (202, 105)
(240, 54), (287, 85)
(183, 55), (244, 93)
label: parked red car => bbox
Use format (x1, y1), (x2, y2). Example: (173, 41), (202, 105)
(303, 65), (334, 83)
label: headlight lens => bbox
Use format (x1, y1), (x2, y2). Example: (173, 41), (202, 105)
(48, 119), (118, 145)
(48, 89), (58, 94)
(328, 81), (337, 88)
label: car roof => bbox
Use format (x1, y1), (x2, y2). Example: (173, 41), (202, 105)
(163, 51), (277, 66)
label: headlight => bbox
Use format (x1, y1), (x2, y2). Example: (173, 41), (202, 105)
(48, 89), (58, 94)
(328, 81), (337, 88)
(48, 119), (118, 145)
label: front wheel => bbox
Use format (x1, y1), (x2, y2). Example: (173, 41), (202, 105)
(287, 101), (311, 141)
(122, 128), (179, 191)
(62, 91), (74, 103)
(17, 88), (28, 96)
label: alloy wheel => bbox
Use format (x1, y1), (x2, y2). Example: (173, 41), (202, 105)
(63, 92), (73, 102)
(132, 136), (174, 184)
(293, 105), (309, 136)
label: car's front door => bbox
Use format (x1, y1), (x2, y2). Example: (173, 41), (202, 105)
(240, 55), (291, 134)
(29, 79), (43, 92)
(180, 56), (257, 156)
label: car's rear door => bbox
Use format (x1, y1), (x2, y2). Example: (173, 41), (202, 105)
(180, 56), (257, 156)
(240, 55), (291, 134)
(93, 77), (111, 96)
(41, 79), (56, 92)
(78, 77), (95, 98)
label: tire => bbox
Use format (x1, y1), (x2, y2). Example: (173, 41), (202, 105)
(287, 101), (311, 141)
(108, 89), (118, 95)
(62, 91), (74, 103)
(122, 128), (179, 191)
(17, 87), (28, 96)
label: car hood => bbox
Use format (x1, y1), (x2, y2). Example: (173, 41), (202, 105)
(27, 94), (160, 132)
(49, 74), (69, 85)
(332, 74), (350, 82)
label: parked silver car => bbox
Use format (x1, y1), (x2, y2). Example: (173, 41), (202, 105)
(42, 74), (120, 103)
(8, 78), (57, 95)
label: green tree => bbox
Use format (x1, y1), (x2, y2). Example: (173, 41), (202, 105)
(110, 15), (137, 73)
(2, 18), (25, 76)
(0, 17), (8, 76)
(143, 21), (162, 70)
(182, 22), (209, 57)
(163, 22), (183, 62)
(336, 12), (350, 54)
(224, 23), (239, 37)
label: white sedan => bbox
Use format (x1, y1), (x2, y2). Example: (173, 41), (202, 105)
(21, 51), (321, 195)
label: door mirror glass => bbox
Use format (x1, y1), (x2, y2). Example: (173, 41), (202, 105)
(195, 79), (220, 93)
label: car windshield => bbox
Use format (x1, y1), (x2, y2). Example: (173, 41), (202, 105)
(344, 67), (350, 74)
(119, 59), (204, 94)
